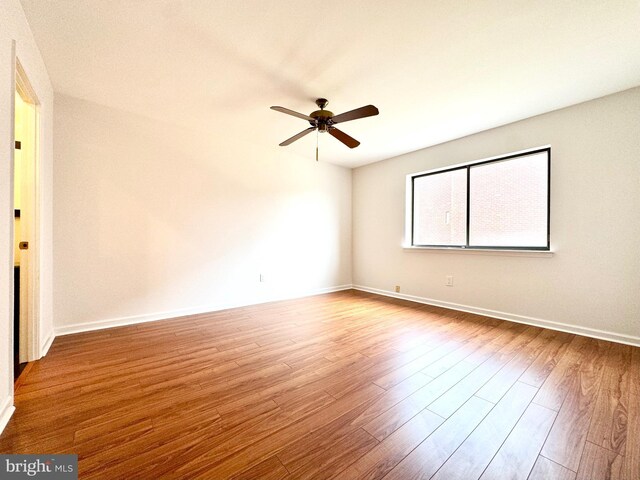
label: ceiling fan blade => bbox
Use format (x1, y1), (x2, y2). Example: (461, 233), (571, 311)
(329, 127), (360, 149)
(330, 105), (379, 124)
(271, 106), (315, 121)
(279, 127), (316, 146)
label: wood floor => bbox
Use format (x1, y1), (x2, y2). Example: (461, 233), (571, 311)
(1, 290), (638, 479)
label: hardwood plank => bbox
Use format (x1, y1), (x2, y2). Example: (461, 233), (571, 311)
(324, 349), (434, 399)
(383, 395), (493, 480)
(214, 353), (357, 416)
(334, 408), (443, 479)
(81, 430), (228, 478)
(80, 399), (279, 477)
(623, 393), (640, 480)
(519, 331), (573, 388)
(175, 383), (386, 478)
(541, 339), (610, 471)
(431, 381), (538, 480)
(276, 396), (382, 475)
(369, 316), (493, 391)
(421, 320), (517, 379)
(372, 339), (464, 390)
(350, 372), (433, 428)
(630, 347), (640, 398)
(480, 402), (556, 480)
(280, 428), (379, 479)
(427, 325), (539, 418)
(74, 412), (157, 446)
(475, 328), (550, 403)
(533, 335), (592, 411)
(575, 442), (624, 480)
(0, 423), (75, 454)
(274, 387), (335, 418)
(528, 456), (576, 480)
(74, 418), (155, 458)
(586, 343), (631, 455)
(363, 359), (479, 441)
(230, 455), (289, 480)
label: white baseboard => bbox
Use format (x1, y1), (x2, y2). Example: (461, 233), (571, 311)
(40, 330), (55, 357)
(353, 285), (640, 347)
(54, 284), (353, 336)
(0, 396), (15, 436)
(49, 282), (640, 347)
(55, 305), (216, 336)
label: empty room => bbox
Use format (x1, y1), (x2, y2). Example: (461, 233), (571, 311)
(1, 1), (639, 479)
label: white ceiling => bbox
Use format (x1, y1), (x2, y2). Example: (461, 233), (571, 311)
(20, 0), (640, 168)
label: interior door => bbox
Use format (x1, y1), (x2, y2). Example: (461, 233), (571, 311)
(13, 139), (21, 378)
(14, 90), (32, 367)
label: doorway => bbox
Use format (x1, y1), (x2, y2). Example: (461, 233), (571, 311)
(13, 60), (39, 380)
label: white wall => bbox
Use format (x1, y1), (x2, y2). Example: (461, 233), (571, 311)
(0, 0), (54, 431)
(53, 94), (352, 333)
(353, 88), (640, 345)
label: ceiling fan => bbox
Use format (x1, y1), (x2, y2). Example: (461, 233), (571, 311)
(270, 98), (379, 157)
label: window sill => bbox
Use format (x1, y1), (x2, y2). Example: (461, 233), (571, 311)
(402, 246), (554, 257)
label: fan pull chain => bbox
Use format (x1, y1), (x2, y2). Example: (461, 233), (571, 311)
(316, 129), (319, 162)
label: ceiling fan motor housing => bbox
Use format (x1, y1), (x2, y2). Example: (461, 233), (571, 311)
(310, 110), (334, 131)
(311, 99), (334, 131)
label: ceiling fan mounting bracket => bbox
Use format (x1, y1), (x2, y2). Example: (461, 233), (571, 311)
(315, 98), (329, 109)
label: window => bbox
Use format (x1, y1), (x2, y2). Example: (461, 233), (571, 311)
(409, 148), (550, 250)
(413, 168), (467, 246)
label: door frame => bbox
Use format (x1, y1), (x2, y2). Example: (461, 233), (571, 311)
(13, 56), (41, 363)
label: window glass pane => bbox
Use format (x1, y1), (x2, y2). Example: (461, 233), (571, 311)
(469, 152), (548, 247)
(413, 169), (467, 245)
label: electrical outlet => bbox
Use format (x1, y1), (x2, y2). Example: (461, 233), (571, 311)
(395, 285), (401, 293)
(445, 275), (453, 287)
(259, 274), (266, 283)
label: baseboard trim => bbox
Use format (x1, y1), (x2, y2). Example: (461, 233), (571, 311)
(0, 397), (15, 436)
(40, 330), (55, 357)
(353, 285), (640, 347)
(50, 282), (640, 348)
(55, 305), (217, 336)
(54, 284), (353, 336)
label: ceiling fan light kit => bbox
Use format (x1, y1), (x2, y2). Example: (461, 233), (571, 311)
(270, 98), (379, 160)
